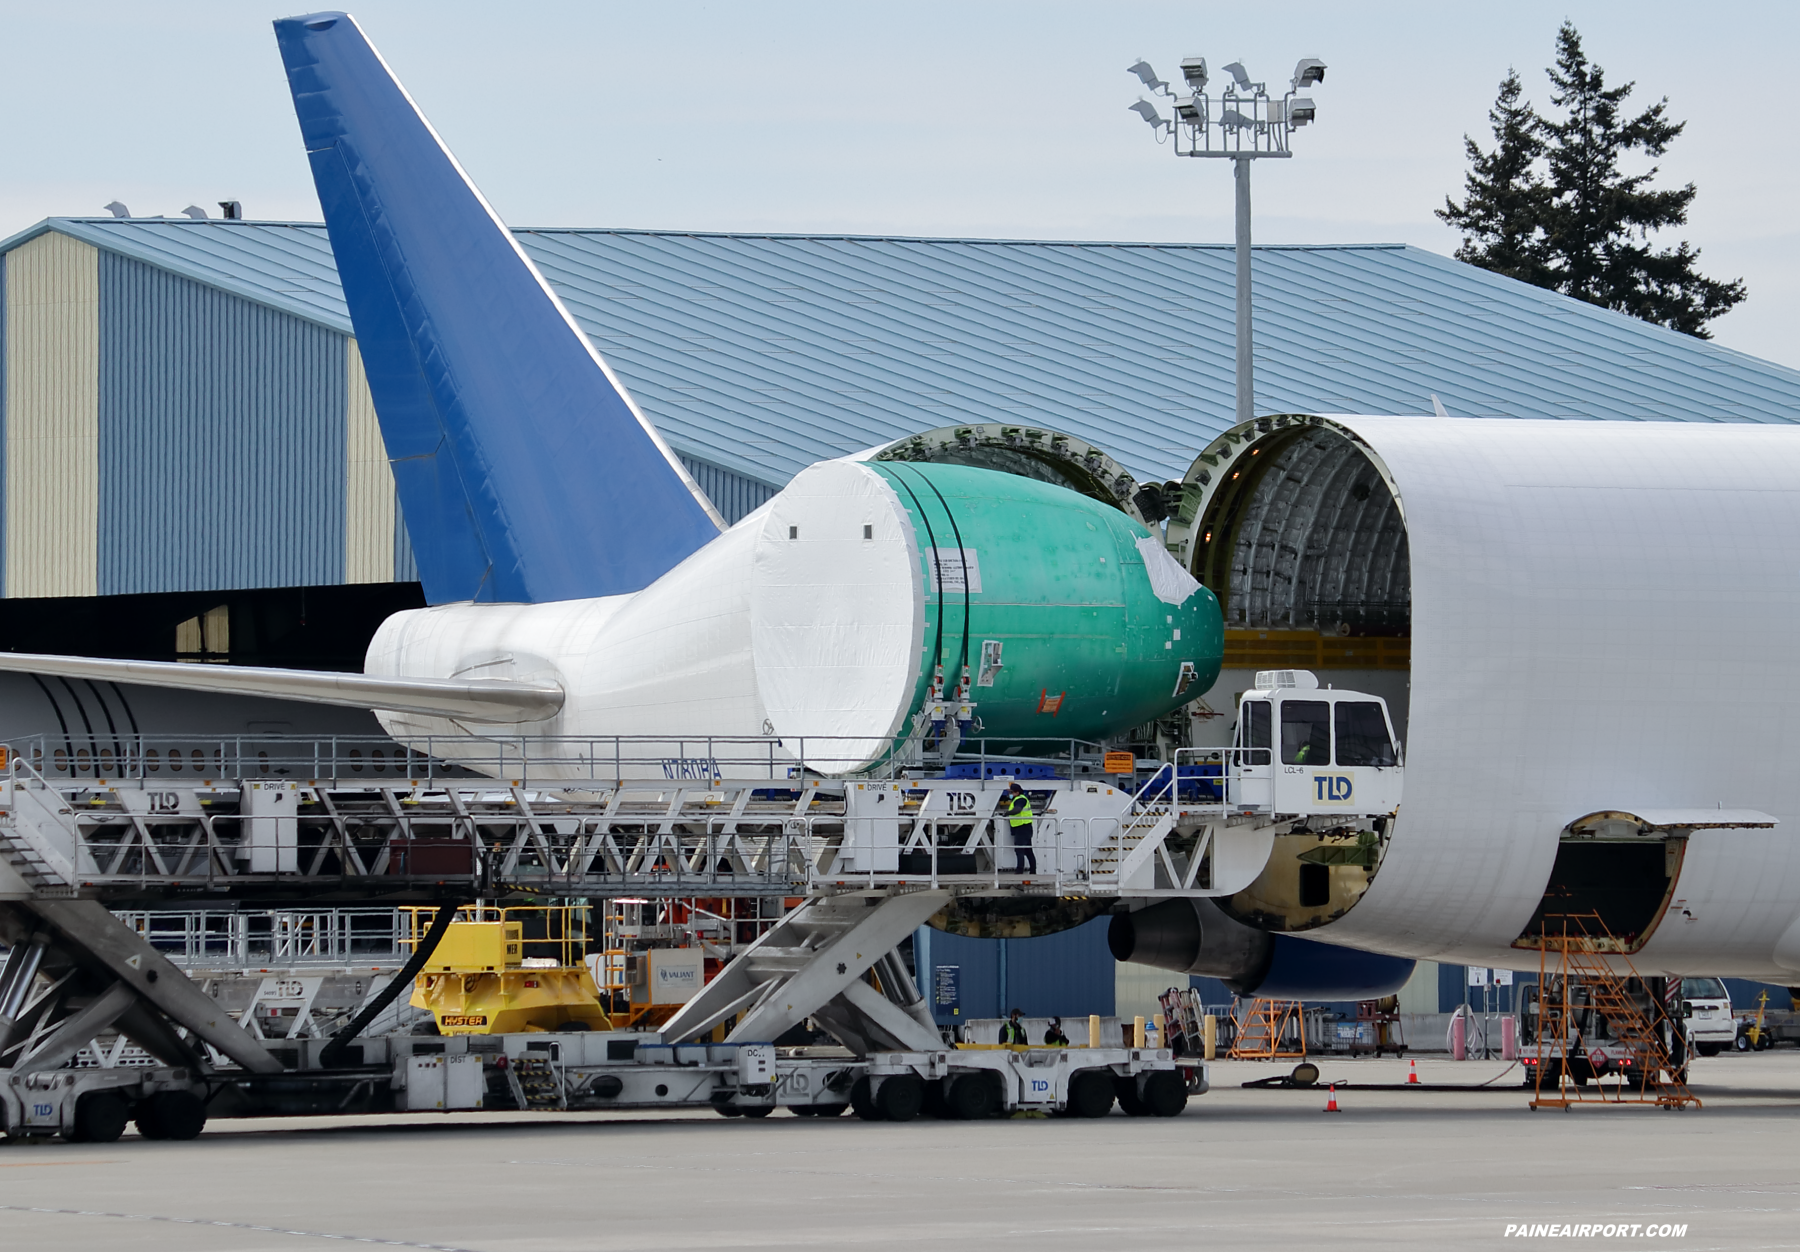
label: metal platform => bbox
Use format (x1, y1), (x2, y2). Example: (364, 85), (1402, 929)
(0, 735), (1316, 905)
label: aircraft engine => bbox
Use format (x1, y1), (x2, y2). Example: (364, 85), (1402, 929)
(1108, 897), (1415, 1000)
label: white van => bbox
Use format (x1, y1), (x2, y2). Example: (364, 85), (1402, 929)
(1680, 977), (1733, 1056)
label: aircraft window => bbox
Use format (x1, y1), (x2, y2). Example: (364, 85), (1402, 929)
(190, 749), (204, 772)
(1280, 701), (1331, 765)
(1680, 977), (1727, 1000)
(1335, 702), (1397, 767)
(1239, 700), (1271, 766)
(145, 749), (160, 772)
(168, 749), (183, 772)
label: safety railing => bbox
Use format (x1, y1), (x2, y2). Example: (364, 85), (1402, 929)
(116, 907), (411, 966)
(0, 732), (1124, 786)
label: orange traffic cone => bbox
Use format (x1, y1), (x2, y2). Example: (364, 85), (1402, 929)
(1407, 1059), (1421, 1085)
(1324, 1083), (1340, 1112)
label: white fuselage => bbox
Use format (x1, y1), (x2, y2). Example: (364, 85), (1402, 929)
(1187, 416), (1800, 984)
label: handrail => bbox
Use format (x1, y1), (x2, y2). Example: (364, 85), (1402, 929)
(0, 732), (1118, 787)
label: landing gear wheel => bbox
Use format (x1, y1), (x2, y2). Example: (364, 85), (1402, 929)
(945, 1073), (1000, 1120)
(1142, 1070), (1188, 1117)
(66, 1091), (129, 1143)
(134, 1091), (206, 1141)
(1066, 1070), (1115, 1119)
(850, 1076), (885, 1121)
(1114, 1075), (1150, 1117)
(875, 1075), (924, 1123)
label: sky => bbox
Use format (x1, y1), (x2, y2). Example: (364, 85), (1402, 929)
(3, 0), (1796, 367)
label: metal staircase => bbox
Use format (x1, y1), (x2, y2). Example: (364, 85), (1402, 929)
(1529, 913), (1699, 1110)
(658, 890), (947, 1054)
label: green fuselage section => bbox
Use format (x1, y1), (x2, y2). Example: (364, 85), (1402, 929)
(869, 462), (1223, 744)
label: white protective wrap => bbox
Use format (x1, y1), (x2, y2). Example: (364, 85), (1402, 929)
(748, 459), (926, 768)
(1134, 535), (1202, 605)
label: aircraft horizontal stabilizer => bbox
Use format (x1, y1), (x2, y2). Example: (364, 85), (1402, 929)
(0, 653), (561, 725)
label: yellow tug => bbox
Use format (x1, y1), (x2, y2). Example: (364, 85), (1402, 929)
(407, 906), (612, 1035)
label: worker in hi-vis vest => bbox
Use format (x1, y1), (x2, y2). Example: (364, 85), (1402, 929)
(1005, 782), (1037, 874)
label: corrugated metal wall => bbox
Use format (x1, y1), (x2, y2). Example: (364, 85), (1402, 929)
(917, 918), (1117, 1023)
(97, 253), (346, 595)
(0, 228), (783, 598)
(679, 455), (776, 525)
(344, 339), (396, 583)
(4, 233), (99, 598)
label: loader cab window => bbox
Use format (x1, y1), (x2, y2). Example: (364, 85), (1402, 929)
(1280, 701), (1331, 765)
(1334, 701), (1397, 767)
(1238, 700), (1271, 765)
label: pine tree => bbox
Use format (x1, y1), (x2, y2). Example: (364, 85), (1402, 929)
(1536, 22), (1744, 336)
(1437, 70), (1552, 287)
(1440, 24), (1745, 339)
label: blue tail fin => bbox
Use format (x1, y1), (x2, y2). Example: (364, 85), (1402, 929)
(274, 13), (721, 604)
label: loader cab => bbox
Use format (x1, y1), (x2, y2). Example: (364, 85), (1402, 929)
(1229, 670), (1402, 817)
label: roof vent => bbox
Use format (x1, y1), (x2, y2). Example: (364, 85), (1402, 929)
(218, 200), (242, 220)
(180, 205), (208, 220)
(103, 201), (131, 218)
(1254, 669), (1319, 691)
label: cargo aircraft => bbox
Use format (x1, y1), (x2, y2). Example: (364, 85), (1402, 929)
(5, 13), (1800, 1006)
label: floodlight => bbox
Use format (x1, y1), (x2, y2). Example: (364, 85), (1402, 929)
(1222, 61), (1252, 90)
(1127, 59), (1168, 93)
(1129, 98), (1167, 128)
(1179, 56), (1208, 90)
(1288, 96), (1317, 126)
(1291, 57), (1326, 89)
(1219, 107), (1255, 130)
(1173, 95), (1203, 126)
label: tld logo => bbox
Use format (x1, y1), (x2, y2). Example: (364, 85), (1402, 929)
(1031, 1079), (1050, 1092)
(1314, 775), (1353, 803)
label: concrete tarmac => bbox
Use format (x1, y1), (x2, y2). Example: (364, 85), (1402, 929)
(3, 1052), (1798, 1251)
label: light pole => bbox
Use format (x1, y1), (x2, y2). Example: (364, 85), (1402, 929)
(1127, 55), (1327, 426)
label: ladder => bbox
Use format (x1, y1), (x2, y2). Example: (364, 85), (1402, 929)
(1529, 913), (1700, 1110)
(1227, 997), (1306, 1060)
(1158, 986), (1206, 1058)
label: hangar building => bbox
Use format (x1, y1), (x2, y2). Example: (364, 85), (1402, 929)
(4, 214), (1799, 1023)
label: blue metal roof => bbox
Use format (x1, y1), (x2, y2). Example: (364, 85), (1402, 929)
(7, 217), (1799, 488)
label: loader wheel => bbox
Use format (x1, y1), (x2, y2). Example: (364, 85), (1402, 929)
(850, 1076), (884, 1121)
(1114, 1074), (1150, 1116)
(739, 1105), (772, 1119)
(1066, 1070), (1115, 1119)
(945, 1073), (1000, 1120)
(135, 1091), (206, 1141)
(875, 1075), (924, 1122)
(67, 1092), (129, 1144)
(1142, 1070), (1188, 1117)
